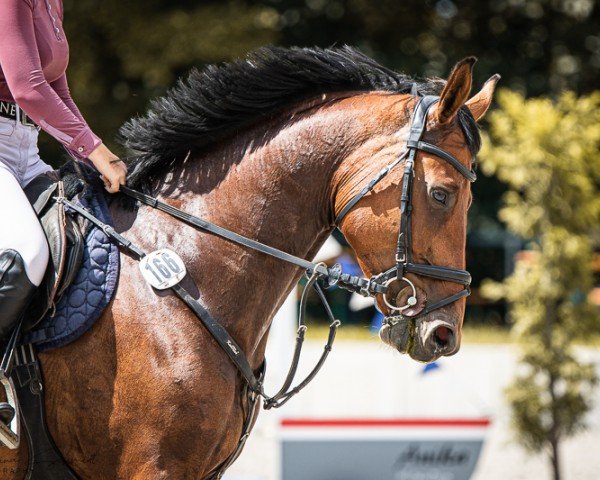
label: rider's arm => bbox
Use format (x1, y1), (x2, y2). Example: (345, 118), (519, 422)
(0, 0), (101, 159)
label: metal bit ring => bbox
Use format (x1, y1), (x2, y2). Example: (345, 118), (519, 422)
(382, 276), (418, 312)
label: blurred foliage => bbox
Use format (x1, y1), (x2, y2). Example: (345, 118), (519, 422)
(42, 1), (598, 327)
(480, 90), (600, 479)
(46, 0), (598, 163)
(276, 0), (598, 94)
(54, 0), (280, 159)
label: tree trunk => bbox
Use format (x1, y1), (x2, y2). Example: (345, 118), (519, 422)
(545, 295), (561, 480)
(550, 436), (561, 480)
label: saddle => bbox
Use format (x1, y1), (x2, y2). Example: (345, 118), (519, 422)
(23, 172), (87, 328)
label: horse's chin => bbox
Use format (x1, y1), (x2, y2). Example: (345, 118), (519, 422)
(379, 314), (460, 363)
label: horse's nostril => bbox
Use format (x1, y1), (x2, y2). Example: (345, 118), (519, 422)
(433, 325), (453, 349)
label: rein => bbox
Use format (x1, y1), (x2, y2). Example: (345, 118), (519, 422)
(61, 196), (346, 402)
(119, 186), (386, 298)
(60, 196), (347, 479)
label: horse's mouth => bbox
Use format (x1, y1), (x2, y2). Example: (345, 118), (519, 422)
(379, 314), (459, 363)
(379, 317), (413, 355)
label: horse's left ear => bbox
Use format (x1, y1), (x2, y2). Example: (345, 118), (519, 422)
(465, 74), (501, 121)
(435, 57), (476, 125)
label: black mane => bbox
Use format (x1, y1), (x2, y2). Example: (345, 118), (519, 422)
(120, 46), (480, 189)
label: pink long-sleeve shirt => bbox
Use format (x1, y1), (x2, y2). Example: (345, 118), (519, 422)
(0, 0), (101, 159)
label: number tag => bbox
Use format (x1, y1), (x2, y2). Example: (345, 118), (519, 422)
(139, 249), (187, 290)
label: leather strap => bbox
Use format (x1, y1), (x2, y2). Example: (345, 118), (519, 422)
(123, 187), (326, 273)
(171, 284), (262, 392)
(62, 198), (264, 392)
(396, 149), (415, 268)
(119, 187), (386, 297)
(406, 263), (471, 285)
(407, 140), (476, 182)
(334, 151), (407, 225)
(374, 263), (471, 287)
(263, 275), (340, 409)
(421, 287), (471, 316)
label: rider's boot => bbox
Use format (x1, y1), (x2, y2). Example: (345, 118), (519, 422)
(0, 249), (37, 424)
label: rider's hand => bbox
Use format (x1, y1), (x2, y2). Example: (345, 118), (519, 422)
(87, 143), (128, 193)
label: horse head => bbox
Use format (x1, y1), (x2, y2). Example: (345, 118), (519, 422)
(335, 59), (499, 362)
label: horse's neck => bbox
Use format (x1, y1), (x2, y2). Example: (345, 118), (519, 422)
(158, 106), (355, 366)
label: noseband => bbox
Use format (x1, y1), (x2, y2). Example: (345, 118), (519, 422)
(335, 95), (476, 320)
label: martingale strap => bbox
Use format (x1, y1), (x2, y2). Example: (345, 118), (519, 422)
(263, 272), (340, 410)
(60, 197), (343, 480)
(60, 197), (341, 402)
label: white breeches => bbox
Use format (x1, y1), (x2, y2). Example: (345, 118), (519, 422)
(0, 115), (52, 286)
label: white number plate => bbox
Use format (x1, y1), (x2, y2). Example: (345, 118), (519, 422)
(139, 249), (187, 290)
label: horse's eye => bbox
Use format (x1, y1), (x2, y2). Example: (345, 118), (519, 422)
(431, 189), (448, 205)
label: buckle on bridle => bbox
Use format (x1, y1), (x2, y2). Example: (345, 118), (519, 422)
(323, 263), (342, 288)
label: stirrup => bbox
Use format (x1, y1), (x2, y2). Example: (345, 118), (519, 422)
(0, 321), (22, 449)
(0, 376), (20, 449)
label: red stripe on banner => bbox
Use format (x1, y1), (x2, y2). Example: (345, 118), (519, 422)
(281, 418), (491, 428)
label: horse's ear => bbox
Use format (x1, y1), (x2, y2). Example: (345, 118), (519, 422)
(435, 57), (476, 125)
(465, 74), (501, 121)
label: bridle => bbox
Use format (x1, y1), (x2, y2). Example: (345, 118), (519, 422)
(60, 92), (477, 479)
(335, 94), (476, 321)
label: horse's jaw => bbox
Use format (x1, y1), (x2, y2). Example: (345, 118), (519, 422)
(379, 312), (461, 363)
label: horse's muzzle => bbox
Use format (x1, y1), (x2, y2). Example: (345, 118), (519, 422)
(380, 313), (459, 362)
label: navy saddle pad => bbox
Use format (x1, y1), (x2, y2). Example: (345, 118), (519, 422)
(21, 189), (120, 351)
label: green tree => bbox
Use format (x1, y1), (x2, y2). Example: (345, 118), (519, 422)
(481, 90), (600, 480)
(43, 0), (281, 163)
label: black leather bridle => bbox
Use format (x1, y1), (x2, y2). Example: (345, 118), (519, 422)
(335, 95), (476, 321)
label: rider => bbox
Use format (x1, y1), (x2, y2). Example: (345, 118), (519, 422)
(0, 0), (127, 422)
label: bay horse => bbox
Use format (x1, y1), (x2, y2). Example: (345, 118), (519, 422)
(1, 47), (497, 479)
